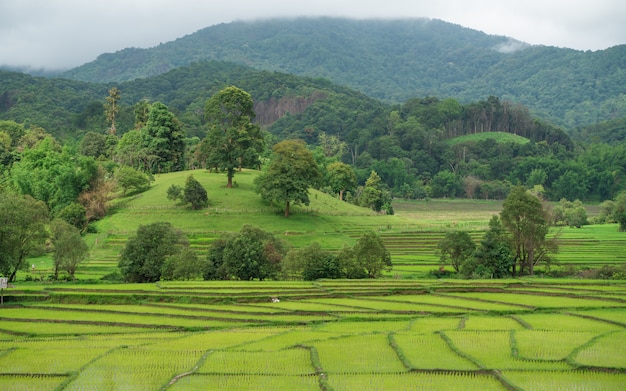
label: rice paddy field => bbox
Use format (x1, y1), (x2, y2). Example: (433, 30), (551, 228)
(1, 280), (625, 390)
(3, 171), (626, 389)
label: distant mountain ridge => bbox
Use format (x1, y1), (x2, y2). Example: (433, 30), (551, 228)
(60, 17), (626, 128)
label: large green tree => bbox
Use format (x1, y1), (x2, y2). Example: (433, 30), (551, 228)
(614, 191), (626, 232)
(500, 186), (554, 276)
(115, 166), (153, 196)
(255, 139), (321, 217)
(11, 137), (98, 213)
(204, 225), (287, 281)
(352, 231), (392, 278)
(50, 219), (89, 280)
(142, 102), (185, 173)
(118, 222), (189, 283)
(0, 193), (49, 282)
(437, 231), (476, 273)
(326, 161), (356, 201)
(203, 86), (264, 188)
(299, 242), (342, 281)
(464, 215), (514, 278)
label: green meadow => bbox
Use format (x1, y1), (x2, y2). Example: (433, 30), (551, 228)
(3, 169), (626, 390)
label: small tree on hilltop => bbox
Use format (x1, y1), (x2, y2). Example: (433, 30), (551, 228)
(255, 139), (321, 217)
(166, 175), (208, 209)
(203, 86), (265, 188)
(183, 175), (208, 210)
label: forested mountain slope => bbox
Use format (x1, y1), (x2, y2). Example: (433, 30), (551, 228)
(60, 17), (626, 128)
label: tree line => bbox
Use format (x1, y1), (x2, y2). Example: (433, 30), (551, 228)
(117, 223), (391, 282)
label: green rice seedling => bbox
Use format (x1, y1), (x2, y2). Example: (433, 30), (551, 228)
(0, 307), (239, 329)
(462, 315), (526, 330)
(84, 331), (186, 345)
(448, 292), (626, 309)
(336, 314), (419, 323)
(0, 347), (110, 374)
(315, 319), (411, 334)
(237, 329), (336, 351)
(313, 334), (406, 373)
(308, 297), (465, 313)
(0, 320), (154, 336)
(251, 300), (359, 312)
(152, 328), (282, 351)
(0, 374), (67, 391)
(444, 331), (571, 370)
(384, 294), (526, 312)
(409, 317), (464, 333)
(393, 332), (478, 370)
(574, 331), (626, 368)
(516, 313), (621, 332)
(198, 348), (314, 375)
(513, 330), (598, 361)
(571, 309), (626, 326)
(65, 347), (203, 391)
(328, 372), (504, 391)
(502, 370), (626, 391)
(169, 373), (319, 391)
(0, 334), (173, 352)
(151, 303), (290, 314)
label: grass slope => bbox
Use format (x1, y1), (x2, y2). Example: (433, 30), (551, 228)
(447, 132), (530, 145)
(95, 168), (405, 249)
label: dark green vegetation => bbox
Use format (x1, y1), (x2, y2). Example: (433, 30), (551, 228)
(59, 18), (626, 128)
(2, 62), (625, 202)
(0, 280), (625, 390)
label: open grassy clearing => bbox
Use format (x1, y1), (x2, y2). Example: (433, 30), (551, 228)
(0, 281), (625, 389)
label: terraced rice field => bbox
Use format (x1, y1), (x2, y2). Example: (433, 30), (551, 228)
(0, 280), (625, 390)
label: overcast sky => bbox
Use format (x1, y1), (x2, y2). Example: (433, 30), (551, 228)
(1, 0), (624, 70)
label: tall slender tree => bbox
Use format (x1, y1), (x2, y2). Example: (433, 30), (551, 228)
(0, 193), (49, 282)
(104, 87), (120, 135)
(203, 86), (264, 188)
(500, 186), (553, 276)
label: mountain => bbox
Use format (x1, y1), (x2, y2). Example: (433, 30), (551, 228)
(60, 17), (626, 128)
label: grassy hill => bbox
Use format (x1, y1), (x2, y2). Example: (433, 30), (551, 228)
(96, 169), (402, 249)
(447, 132), (530, 145)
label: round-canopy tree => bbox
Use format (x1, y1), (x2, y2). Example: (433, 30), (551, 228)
(118, 222), (189, 283)
(254, 139), (321, 217)
(203, 86), (264, 188)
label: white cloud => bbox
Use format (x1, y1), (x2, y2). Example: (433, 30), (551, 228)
(0, 0), (624, 70)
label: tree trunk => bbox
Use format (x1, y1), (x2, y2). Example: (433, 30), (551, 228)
(227, 169), (233, 188)
(9, 268), (17, 283)
(339, 189), (344, 201)
(284, 201), (290, 217)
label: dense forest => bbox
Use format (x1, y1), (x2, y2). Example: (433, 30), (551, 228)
(57, 18), (626, 128)
(1, 57), (625, 210)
